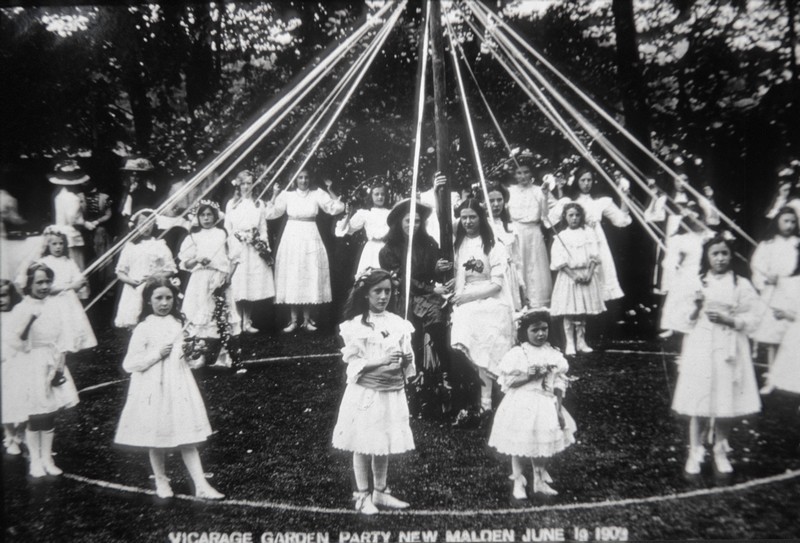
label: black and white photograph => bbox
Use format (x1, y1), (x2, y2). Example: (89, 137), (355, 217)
(2, 0), (800, 541)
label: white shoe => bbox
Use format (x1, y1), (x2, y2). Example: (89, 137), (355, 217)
(533, 478), (558, 496)
(5, 441), (21, 456)
(713, 441), (733, 474)
(372, 487), (409, 509)
(155, 477), (174, 498)
(302, 320), (318, 332)
(353, 491), (379, 515)
(40, 430), (62, 476)
(658, 330), (674, 339)
(684, 445), (704, 475)
(243, 324), (259, 334)
(195, 483), (225, 500)
(282, 321), (299, 333)
(509, 474), (527, 500)
(564, 344), (576, 356)
(760, 383), (775, 395)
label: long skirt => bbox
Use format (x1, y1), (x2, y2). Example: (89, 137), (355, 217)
(274, 221), (332, 304)
(516, 222), (552, 308)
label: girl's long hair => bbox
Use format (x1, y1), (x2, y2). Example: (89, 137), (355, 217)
(138, 273), (185, 324)
(342, 268), (396, 328)
(482, 183), (512, 233)
(41, 229), (69, 257)
(454, 198), (494, 255)
(761, 206), (799, 241)
(561, 202), (586, 229)
(567, 167), (597, 199)
(698, 234), (738, 284)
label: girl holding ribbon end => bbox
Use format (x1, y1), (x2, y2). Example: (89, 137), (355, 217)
(331, 268), (416, 515)
(671, 234), (763, 476)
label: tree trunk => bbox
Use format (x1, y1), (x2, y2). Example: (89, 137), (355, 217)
(787, 0), (799, 153)
(611, 0), (651, 152)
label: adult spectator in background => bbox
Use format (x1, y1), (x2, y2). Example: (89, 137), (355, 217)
(118, 156), (159, 233)
(50, 160), (90, 271)
(83, 179), (114, 286)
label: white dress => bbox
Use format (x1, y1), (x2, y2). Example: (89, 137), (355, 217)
(335, 207), (390, 278)
(224, 198), (275, 302)
(491, 218), (526, 311)
(179, 228), (241, 337)
(114, 239), (177, 329)
(332, 311), (416, 455)
(508, 184), (553, 307)
(769, 285), (800, 394)
(1, 310), (27, 424)
(115, 315), (212, 448)
(550, 194), (631, 300)
(659, 232), (704, 333)
(671, 272), (763, 418)
(11, 296), (80, 417)
(750, 235), (800, 344)
(450, 236), (514, 374)
(266, 189), (345, 304)
(488, 343), (577, 457)
(38, 255), (97, 353)
(549, 227), (606, 317)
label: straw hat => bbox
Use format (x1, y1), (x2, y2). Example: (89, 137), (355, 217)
(48, 159), (89, 186)
(121, 156), (155, 172)
(386, 198), (432, 226)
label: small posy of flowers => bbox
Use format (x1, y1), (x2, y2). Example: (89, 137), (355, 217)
(182, 334), (210, 369)
(235, 228), (273, 265)
(463, 257), (484, 274)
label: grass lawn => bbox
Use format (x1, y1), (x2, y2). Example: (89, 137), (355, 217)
(4, 326), (800, 542)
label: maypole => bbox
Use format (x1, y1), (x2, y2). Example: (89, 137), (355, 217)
(429, 0), (454, 266)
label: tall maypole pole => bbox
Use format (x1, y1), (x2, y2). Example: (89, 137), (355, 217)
(428, 0), (454, 264)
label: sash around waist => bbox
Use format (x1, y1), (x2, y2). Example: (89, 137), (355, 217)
(357, 369), (405, 391)
(288, 217), (317, 222)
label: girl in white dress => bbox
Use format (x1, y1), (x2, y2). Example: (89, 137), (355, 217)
(332, 268), (415, 515)
(765, 281), (800, 397)
(114, 209), (177, 329)
(1, 280), (26, 456)
(549, 203), (606, 355)
(507, 163), (554, 308)
(485, 184), (526, 311)
(114, 275), (223, 499)
(335, 183), (391, 279)
(659, 204), (707, 336)
(224, 170), (275, 333)
(266, 169), (345, 332)
(488, 310), (576, 499)
(749, 207), (800, 376)
(179, 200), (242, 369)
(448, 198), (515, 413)
(672, 235), (762, 476)
(33, 228), (97, 353)
(13, 263), (80, 477)
(550, 168), (631, 301)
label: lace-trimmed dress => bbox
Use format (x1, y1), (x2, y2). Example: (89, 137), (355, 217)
(335, 207), (390, 278)
(114, 239), (177, 329)
(549, 227), (606, 317)
(450, 236), (514, 374)
(671, 272), (763, 418)
(11, 296), (79, 417)
(224, 198), (275, 302)
(550, 194), (631, 301)
(115, 314), (212, 448)
(266, 189), (344, 304)
(332, 311), (416, 455)
(489, 343), (576, 458)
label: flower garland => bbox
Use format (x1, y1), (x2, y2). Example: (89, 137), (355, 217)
(212, 285), (242, 369)
(234, 228), (273, 265)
